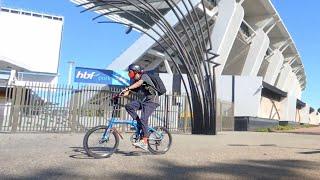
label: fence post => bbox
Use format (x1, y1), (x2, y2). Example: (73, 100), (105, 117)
(183, 95), (189, 133)
(70, 93), (80, 133)
(11, 86), (23, 133)
(165, 95), (169, 129)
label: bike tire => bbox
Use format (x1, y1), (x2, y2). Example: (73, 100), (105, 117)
(83, 126), (119, 158)
(148, 126), (172, 154)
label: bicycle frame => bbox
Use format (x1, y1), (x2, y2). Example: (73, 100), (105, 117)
(101, 96), (163, 141)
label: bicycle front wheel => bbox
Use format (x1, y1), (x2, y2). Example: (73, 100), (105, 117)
(148, 126), (172, 154)
(83, 126), (119, 158)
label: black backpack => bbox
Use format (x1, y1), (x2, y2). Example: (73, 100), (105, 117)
(146, 72), (167, 96)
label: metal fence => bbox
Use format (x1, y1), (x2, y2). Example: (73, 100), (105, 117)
(0, 84), (192, 133)
(216, 100), (235, 131)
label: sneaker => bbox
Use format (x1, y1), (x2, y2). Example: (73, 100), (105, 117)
(133, 141), (148, 151)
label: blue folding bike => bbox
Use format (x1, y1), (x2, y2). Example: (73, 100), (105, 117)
(83, 94), (172, 158)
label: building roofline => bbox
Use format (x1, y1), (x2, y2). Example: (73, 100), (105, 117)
(0, 7), (64, 22)
(260, 0), (306, 90)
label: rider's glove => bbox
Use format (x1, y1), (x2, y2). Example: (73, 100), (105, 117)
(120, 87), (130, 95)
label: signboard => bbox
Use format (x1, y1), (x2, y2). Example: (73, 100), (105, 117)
(74, 67), (130, 86)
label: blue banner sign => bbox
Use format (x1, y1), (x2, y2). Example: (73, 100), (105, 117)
(74, 67), (130, 86)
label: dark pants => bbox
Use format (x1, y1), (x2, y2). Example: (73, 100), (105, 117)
(125, 100), (159, 138)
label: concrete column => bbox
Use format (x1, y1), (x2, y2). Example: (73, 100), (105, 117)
(309, 111), (319, 125)
(279, 73), (297, 122)
(163, 59), (173, 74)
(263, 50), (284, 85)
(8, 70), (17, 85)
(208, 0), (244, 76)
(241, 29), (270, 76)
(276, 63), (291, 91)
(300, 105), (310, 124)
(295, 85), (302, 100)
(290, 72), (303, 100)
(280, 95), (296, 122)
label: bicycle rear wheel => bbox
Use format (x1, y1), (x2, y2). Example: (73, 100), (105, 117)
(148, 126), (172, 154)
(83, 126), (119, 158)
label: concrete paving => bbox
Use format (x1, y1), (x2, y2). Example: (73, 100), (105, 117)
(287, 126), (320, 135)
(0, 132), (320, 180)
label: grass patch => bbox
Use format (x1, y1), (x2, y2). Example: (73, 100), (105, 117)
(273, 125), (296, 131)
(299, 124), (317, 128)
(255, 127), (273, 132)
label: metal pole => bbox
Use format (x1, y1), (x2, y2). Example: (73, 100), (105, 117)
(67, 61), (75, 86)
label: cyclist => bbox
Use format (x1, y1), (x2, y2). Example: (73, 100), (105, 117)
(120, 64), (160, 151)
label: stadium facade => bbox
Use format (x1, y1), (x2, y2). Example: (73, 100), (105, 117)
(72, 0), (319, 129)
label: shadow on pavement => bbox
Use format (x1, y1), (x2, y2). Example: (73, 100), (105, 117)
(228, 144), (320, 151)
(115, 150), (151, 157)
(298, 150), (320, 155)
(2, 159), (319, 179)
(110, 159), (320, 180)
(68, 147), (94, 159)
(68, 146), (152, 159)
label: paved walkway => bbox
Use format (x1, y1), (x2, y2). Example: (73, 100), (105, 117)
(287, 126), (320, 135)
(0, 132), (320, 180)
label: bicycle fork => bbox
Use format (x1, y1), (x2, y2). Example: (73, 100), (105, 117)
(101, 126), (123, 143)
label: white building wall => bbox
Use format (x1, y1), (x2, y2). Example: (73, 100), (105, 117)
(216, 75), (233, 102)
(234, 76), (262, 117)
(0, 9), (63, 74)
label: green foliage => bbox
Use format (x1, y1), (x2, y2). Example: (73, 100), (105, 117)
(255, 124), (319, 133)
(255, 128), (273, 132)
(300, 124), (316, 128)
(273, 125), (295, 131)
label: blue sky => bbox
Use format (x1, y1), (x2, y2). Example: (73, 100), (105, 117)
(1, 0), (319, 108)
(272, 0), (320, 109)
(1, 0), (140, 82)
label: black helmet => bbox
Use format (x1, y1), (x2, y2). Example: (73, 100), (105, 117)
(128, 64), (142, 72)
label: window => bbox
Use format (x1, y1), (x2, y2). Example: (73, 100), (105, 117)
(10, 10), (19, 14)
(1, 8), (10, 12)
(43, 15), (52, 19)
(22, 12), (31, 16)
(32, 13), (42, 17)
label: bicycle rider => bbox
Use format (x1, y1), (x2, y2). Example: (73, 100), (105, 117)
(120, 64), (160, 151)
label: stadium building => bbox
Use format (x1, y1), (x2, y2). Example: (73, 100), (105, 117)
(0, 7), (63, 86)
(0, 7), (64, 130)
(72, 0), (319, 129)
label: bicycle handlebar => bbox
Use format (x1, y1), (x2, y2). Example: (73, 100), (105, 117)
(111, 92), (127, 106)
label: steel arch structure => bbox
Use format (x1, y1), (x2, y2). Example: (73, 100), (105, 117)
(77, 0), (219, 135)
